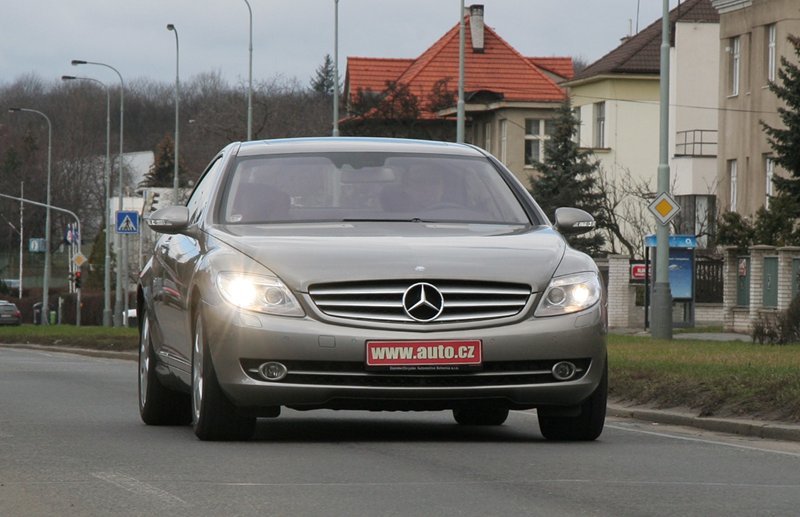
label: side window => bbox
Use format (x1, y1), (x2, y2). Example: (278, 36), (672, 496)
(186, 155), (224, 225)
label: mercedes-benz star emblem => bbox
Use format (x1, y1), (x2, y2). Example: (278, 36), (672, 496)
(402, 282), (444, 322)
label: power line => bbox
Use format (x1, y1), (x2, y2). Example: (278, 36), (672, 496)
(571, 93), (780, 116)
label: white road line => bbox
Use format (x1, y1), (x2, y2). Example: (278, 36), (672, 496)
(188, 479), (800, 489)
(92, 471), (188, 506)
(606, 424), (800, 458)
(512, 410), (800, 459)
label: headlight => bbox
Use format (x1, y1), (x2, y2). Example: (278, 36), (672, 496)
(216, 272), (305, 317)
(534, 272), (601, 317)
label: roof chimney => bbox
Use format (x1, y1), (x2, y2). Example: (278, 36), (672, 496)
(469, 4), (485, 53)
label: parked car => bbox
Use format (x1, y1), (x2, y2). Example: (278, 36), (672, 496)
(137, 137), (607, 441)
(0, 300), (22, 326)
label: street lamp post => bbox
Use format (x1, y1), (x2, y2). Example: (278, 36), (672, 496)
(9, 108), (53, 324)
(167, 24), (181, 204)
(332, 0), (340, 137)
(651, 0), (674, 339)
(61, 75), (113, 327)
(71, 59), (127, 327)
(456, 0), (465, 143)
(242, 0), (253, 141)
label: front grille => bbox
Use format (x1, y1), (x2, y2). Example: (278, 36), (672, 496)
(242, 359), (590, 387)
(308, 279), (532, 324)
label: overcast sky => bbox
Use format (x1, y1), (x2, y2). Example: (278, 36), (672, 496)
(2, 1), (681, 88)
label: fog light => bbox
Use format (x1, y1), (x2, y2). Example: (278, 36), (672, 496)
(258, 362), (288, 381)
(552, 361), (577, 381)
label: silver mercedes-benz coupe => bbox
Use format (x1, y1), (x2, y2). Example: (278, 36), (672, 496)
(137, 137), (607, 441)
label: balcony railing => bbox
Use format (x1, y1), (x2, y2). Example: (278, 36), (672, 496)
(675, 129), (717, 157)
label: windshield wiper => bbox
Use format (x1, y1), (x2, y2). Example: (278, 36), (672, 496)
(340, 218), (433, 223)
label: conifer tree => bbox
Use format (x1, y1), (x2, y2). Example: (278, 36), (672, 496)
(139, 134), (187, 189)
(529, 100), (606, 255)
(310, 54), (337, 96)
(763, 35), (800, 204)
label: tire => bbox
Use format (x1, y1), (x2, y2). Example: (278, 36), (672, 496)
(537, 360), (607, 441)
(453, 406), (509, 426)
(138, 309), (191, 425)
(191, 310), (256, 441)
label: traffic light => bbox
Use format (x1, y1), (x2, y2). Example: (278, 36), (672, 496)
(74, 271), (82, 289)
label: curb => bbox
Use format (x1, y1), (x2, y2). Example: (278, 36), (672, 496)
(608, 403), (800, 442)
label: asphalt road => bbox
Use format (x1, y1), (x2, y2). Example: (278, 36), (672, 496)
(2, 347), (799, 517)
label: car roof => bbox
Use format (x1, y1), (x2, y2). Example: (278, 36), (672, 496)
(235, 137), (488, 158)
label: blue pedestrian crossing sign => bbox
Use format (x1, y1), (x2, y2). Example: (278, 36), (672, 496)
(116, 210), (140, 234)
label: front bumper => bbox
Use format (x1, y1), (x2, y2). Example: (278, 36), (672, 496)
(202, 301), (606, 412)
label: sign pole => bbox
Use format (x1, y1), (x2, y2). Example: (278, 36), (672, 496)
(651, 0), (673, 340)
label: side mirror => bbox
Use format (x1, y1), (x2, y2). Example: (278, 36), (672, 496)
(554, 207), (596, 234)
(145, 205), (190, 234)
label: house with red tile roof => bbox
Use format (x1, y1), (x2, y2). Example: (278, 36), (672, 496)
(563, 0), (720, 254)
(343, 5), (573, 184)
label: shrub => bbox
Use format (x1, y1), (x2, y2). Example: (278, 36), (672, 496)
(751, 294), (800, 344)
(776, 294), (800, 344)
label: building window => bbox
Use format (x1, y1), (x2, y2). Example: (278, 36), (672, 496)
(765, 156), (775, 209)
(499, 120), (508, 164)
(767, 24), (777, 83)
(524, 118), (555, 166)
(729, 36), (740, 96)
(728, 159), (738, 211)
(574, 107), (582, 146)
(594, 102), (605, 148)
(484, 122), (492, 154)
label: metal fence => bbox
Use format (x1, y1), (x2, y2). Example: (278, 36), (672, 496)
(695, 258), (723, 303)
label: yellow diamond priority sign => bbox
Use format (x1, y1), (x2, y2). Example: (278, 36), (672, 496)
(73, 253), (88, 267)
(648, 192), (681, 225)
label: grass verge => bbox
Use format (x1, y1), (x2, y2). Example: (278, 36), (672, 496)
(0, 324), (138, 351)
(609, 333), (800, 423)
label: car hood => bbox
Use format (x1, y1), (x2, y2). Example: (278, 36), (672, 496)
(211, 222), (566, 293)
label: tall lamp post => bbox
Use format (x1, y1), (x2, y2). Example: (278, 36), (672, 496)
(71, 59), (126, 327)
(651, 0), (674, 339)
(167, 24), (181, 204)
(332, 0), (340, 137)
(9, 107), (53, 324)
(242, 0), (253, 141)
(456, 0), (465, 143)
(61, 75), (113, 327)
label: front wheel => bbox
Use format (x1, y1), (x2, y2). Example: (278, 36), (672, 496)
(537, 360), (607, 441)
(138, 309), (191, 425)
(191, 310), (256, 441)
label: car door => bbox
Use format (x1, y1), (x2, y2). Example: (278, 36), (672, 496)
(150, 154), (227, 377)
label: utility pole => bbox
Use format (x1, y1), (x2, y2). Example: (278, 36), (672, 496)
(18, 182), (23, 299)
(456, 0), (465, 143)
(650, 0), (674, 339)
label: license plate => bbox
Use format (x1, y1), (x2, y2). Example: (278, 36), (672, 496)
(366, 340), (482, 370)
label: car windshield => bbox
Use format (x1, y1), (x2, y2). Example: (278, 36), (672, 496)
(221, 152), (531, 225)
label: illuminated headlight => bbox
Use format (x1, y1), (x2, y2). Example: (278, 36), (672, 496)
(216, 272), (304, 317)
(534, 272), (601, 317)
